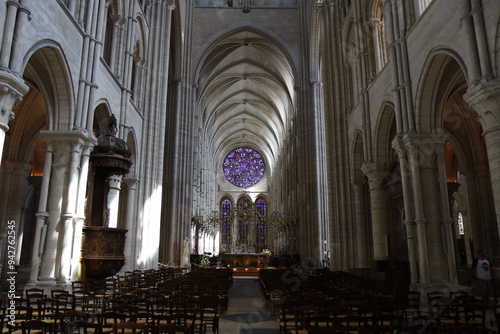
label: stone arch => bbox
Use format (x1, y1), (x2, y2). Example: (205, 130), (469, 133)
(125, 128), (139, 179)
(21, 41), (74, 131)
(0, 42), (74, 284)
(415, 49), (468, 134)
(415, 49), (496, 264)
(373, 101), (396, 164)
(351, 130), (365, 183)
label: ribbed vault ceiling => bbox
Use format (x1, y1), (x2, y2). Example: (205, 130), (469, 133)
(196, 29), (295, 176)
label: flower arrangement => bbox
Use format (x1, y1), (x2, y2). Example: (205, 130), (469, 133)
(262, 249), (272, 256)
(200, 254), (211, 267)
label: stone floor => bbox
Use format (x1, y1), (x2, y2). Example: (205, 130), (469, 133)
(219, 277), (279, 334)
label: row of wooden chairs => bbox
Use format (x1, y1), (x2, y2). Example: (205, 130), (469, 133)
(2, 267), (232, 334)
(259, 268), (500, 333)
(4, 319), (192, 334)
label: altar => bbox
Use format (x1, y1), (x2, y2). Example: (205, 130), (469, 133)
(220, 253), (270, 268)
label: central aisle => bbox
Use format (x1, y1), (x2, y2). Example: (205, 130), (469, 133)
(219, 277), (279, 334)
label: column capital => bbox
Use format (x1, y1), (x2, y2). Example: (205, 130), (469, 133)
(122, 177), (139, 189)
(393, 132), (447, 168)
(361, 162), (386, 189)
(0, 70), (29, 129)
(463, 80), (500, 135)
(41, 130), (95, 152)
(108, 174), (123, 189)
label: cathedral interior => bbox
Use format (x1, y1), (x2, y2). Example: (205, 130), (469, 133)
(1, 0), (500, 317)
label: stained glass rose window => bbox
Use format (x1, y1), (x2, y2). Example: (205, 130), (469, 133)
(223, 147), (265, 188)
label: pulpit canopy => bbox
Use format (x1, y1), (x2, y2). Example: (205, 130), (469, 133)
(90, 114), (132, 175)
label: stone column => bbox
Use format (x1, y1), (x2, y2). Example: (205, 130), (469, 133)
(352, 180), (368, 268)
(71, 143), (94, 281)
(38, 140), (69, 281)
(404, 135), (430, 284)
(58, 141), (84, 284)
(9, 4), (30, 74)
(459, 1), (482, 85)
(27, 145), (52, 286)
(361, 162), (389, 261)
(463, 81), (500, 239)
(0, 160), (29, 275)
(121, 178), (138, 272)
(106, 174), (123, 228)
(392, 142), (419, 284)
(0, 1), (19, 69)
(461, 167), (485, 251)
(37, 131), (89, 282)
(108, 15), (125, 72)
(436, 143), (458, 284)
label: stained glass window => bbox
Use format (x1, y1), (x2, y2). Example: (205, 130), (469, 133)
(458, 211), (464, 235)
(223, 147), (265, 188)
(255, 198), (266, 247)
(221, 199), (232, 249)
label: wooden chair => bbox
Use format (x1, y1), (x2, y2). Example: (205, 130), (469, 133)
(404, 290), (421, 318)
(19, 319), (54, 334)
(112, 321), (146, 334)
(152, 323), (193, 334)
(65, 320), (103, 334)
(4, 305), (32, 333)
(445, 324), (488, 333)
(198, 293), (219, 334)
(58, 310), (91, 334)
(97, 311), (128, 334)
(24, 289), (46, 320)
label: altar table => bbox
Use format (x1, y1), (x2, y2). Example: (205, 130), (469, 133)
(220, 253), (270, 268)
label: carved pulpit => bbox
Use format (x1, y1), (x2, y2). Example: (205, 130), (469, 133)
(81, 115), (132, 280)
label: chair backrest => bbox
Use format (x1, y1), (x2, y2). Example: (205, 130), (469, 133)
(65, 320), (103, 334)
(112, 321), (146, 334)
(97, 311), (128, 326)
(21, 319), (54, 334)
(154, 323), (192, 334)
(59, 309), (90, 333)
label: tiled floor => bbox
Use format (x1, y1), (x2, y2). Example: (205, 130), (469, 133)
(219, 277), (279, 334)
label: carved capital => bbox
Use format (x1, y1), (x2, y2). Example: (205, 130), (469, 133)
(463, 80), (500, 136)
(0, 71), (29, 129)
(40, 130), (95, 166)
(361, 162), (386, 189)
(393, 133), (447, 169)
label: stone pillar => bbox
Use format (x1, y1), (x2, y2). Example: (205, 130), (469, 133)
(463, 81), (500, 239)
(108, 15), (125, 72)
(121, 178), (138, 272)
(58, 141), (83, 285)
(361, 162), (389, 261)
(459, 0), (482, 85)
(27, 146), (53, 285)
(0, 160), (29, 274)
(461, 167), (484, 252)
(9, 4), (30, 74)
(371, 19), (383, 73)
(38, 131), (89, 282)
(436, 144), (458, 284)
(404, 135), (430, 284)
(71, 143), (93, 281)
(392, 143), (419, 284)
(106, 174), (123, 228)
(352, 180), (368, 268)
(0, 1), (19, 69)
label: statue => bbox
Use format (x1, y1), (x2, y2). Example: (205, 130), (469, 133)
(181, 237), (190, 267)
